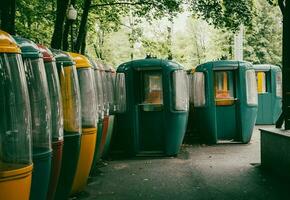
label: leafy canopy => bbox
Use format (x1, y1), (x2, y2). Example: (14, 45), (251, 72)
(190, 0), (255, 31)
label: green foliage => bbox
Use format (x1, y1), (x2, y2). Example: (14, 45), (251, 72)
(190, 0), (255, 31)
(244, 0), (282, 65)
(15, 0), (55, 45)
(10, 0), (282, 69)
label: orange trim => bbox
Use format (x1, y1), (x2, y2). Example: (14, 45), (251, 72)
(215, 98), (235, 106)
(82, 127), (97, 135)
(0, 164), (33, 179)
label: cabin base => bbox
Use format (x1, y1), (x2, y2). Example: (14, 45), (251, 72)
(260, 128), (290, 178)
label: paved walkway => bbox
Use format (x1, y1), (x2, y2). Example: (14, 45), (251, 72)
(73, 126), (290, 200)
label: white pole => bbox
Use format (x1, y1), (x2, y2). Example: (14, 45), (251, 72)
(234, 25), (244, 61)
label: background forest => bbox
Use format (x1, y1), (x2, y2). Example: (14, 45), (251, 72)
(0, 0), (283, 68)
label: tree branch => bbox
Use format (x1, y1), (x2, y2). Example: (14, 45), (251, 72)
(90, 1), (153, 9)
(278, 0), (285, 15)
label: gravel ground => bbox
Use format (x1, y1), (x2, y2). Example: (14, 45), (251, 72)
(71, 125), (290, 200)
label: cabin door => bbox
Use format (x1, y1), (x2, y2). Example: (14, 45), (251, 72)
(136, 70), (165, 154)
(214, 70), (238, 141)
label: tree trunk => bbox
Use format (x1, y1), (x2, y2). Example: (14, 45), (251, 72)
(0, 0), (16, 34)
(80, 27), (87, 54)
(63, 0), (76, 51)
(282, 1), (290, 129)
(51, 0), (70, 49)
(62, 20), (72, 51)
(75, 0), (91, 53)
(9, 0), (16, 35)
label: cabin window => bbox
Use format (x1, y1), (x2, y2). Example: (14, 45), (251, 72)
(276, 71), (282, 98)
(246, 70), (258, 105)
(193, 72), (205, 107)
(143, 73), (163, 104)
(256, 72), (268, 93)
(188, 73), (195, 104)
(77, 68), (97, 127)
(115, 73), (126, 112)
(214, 71), (235, 99)
(173, 70), (189, 111)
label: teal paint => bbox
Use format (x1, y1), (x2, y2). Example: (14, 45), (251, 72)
(111, 59), (188, 156)
(192, 60), (258, 144)
(90, 120), (103, 176)
(54, 133), (81, 200)
(30, 149), (52, 200)
(254, 64), (282, 124)
(102, 115), (115, 158)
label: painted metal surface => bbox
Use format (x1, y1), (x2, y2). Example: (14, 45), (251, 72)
(68, 52), (97, 194)
(0, 30), (33, 200)
(102, 115), (115, 158)
(0, 164), (33, 200)
(90, 121), (104, 176)
(71, 128), (97, 194)
(111, 59), (188, 156)
(254, 64), (282, 124)
(13, 36), (52, 200)
(51, 49), (81, 200)
(191, 60), (258, 144)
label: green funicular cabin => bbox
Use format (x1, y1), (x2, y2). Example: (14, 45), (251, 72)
(13, 36), (52, 200)
(191, 60), (258, 144)
(253, 64), (282, 125)
(111, 59), (189, 157)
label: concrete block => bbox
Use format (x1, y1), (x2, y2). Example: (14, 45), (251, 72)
(260, 128), (290, 178)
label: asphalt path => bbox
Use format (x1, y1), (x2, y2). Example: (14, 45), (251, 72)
(72, 125), (290, 200)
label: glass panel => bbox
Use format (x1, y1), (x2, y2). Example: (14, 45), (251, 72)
(77, 68), (97, 128)
(60, 65), (81, 133)
(44, 61), (63, 141)
(188, 73), (195, 104)
(143, 73), (163, 104)
(101, 70), (109, 116)
(173, 70), (189, 111)
(0, 54), (32, 167)
(256, 72), (267, 94)
(105, 71), (115, 113)
(193, 72), (205, 107)
(111, 71), (116, 112)
(276, 71), (282, 98)
(23, 57), (51, 152)
(246, 70), (258, 105)
(215, 71), (235, 99)
(115, 73), (126, 113)
(94, 69), (104, 118)
(91, 72), (99, 124)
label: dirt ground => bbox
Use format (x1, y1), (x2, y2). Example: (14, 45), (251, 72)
(71, 125), (290, 200)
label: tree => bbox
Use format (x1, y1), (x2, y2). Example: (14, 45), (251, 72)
(15, 0), (55, 45)
(76, 0), (182, 53)
(51, 0), (70, 49)
(244, 0), (282, 65)
(0, 0), (16, 34)
(190, 0), (255, 31)
(266, 0), (290, 129)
